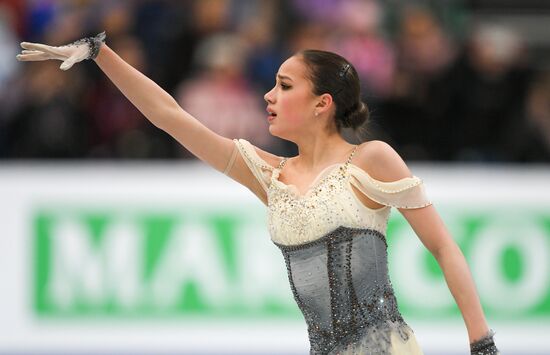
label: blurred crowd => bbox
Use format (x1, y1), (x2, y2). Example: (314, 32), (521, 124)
(0, 0), (549, 162)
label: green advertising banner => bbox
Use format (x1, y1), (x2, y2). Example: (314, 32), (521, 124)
(33, 205), (550, 321)
(1, 165), (548, 353)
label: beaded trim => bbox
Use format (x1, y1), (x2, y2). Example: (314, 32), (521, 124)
(273, 225), (387, 251)
(277, 157), (288, 170)
(234, 139), (274, 171)
(346, 145), (358, 165)
(368, 179), (423, 193)
(66, 31), (106, 60)
(350, 167), (424, 193)
(348, 177), (432, 209)
(470, 329), (498, 354)
(281, 251), (308, 316)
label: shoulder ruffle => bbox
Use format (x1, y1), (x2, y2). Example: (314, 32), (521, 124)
(348, 164), (432, 209)
(234, 139), (275, 192)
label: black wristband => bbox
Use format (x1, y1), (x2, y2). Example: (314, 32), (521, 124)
(470, 329), (499, 355)
(69, 31), (106, 60)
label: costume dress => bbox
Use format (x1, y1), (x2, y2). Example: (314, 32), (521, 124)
(227, 139), (432, 355)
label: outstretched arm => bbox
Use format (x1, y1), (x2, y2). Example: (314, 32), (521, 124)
(17, 33), (281, 203)
(17, 33), (234, 173)
(92, 44), (234, 171)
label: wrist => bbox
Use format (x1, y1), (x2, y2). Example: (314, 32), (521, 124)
(470, 329), (499, 355)
(68, 31), (106, 60)
(468, 324), (490, 343)
(88, 31), (106, 60)
(93, 41), (107, 62)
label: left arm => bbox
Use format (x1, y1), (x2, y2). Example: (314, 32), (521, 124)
(398, 204), (490, 343)
(357, 140), (495, 350)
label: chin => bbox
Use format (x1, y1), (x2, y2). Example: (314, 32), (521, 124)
(269, 125), (290, 141)
(269, 120), (305, 142)
(268, 124), (281, 137)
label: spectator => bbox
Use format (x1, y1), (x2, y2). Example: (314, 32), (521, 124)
(1, 0), (546, 163)
(448, 24), (531, 161)
(4, 61), (89, 158)
(521, 71), (550, 161)
(379, 6), (458, 160)
(85, 35), (176, 159)
(329, 0), (396, 98)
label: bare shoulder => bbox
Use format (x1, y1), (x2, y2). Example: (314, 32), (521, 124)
(354, 140), (413, 182)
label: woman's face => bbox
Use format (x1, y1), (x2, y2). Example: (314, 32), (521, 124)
(264, 56), (319, 140)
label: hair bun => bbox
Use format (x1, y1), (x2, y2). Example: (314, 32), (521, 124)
(343, 101), (369, 130)
(298, 50), (369, 133)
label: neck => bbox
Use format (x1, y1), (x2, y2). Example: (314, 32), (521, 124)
(292, 132), (355, 171)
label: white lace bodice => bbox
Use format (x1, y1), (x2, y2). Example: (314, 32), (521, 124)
(229, 139), (432, 245)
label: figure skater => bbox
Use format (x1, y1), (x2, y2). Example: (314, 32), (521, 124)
(17, 32), (499, 355)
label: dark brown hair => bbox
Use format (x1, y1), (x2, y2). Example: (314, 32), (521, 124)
(298, 49), (369, 132)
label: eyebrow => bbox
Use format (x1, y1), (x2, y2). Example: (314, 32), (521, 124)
(277, 74), (293, 82)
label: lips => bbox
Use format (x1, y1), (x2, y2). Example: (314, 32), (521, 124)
(267, 107), (277, 121)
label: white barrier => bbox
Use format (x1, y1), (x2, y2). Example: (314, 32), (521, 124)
(0, 162), (549, 354)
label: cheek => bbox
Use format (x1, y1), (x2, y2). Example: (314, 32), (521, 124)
(279, 93), (310, 125)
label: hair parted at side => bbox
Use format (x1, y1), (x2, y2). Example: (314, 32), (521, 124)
(297, 49), (370, 132)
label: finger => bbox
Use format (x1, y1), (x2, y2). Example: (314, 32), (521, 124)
(20, 42), (53, 51)
(22, 49), (44, 55)
(20, 42), (65, 56)
(16, 53), (50, 61)
(60, 58), (77, 71)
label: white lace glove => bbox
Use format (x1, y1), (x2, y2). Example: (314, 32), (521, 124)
(16, 32), (106, 71)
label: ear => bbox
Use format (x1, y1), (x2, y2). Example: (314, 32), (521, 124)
(315, 93), (334, 115)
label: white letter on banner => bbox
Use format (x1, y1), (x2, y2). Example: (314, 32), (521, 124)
(149, 222), (229, 310)
(48, 216), (142, 310)
(471, 217), (549, 313)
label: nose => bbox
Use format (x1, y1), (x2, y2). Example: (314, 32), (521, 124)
(264, 87), (275, 104)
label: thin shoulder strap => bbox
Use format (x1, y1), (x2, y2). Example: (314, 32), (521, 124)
(277, 157), (288, 170)
(345, 145), (358, 168)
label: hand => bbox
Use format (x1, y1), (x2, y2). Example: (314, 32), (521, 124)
(470, 329), (499, 355)
(16, 32), (106, 71)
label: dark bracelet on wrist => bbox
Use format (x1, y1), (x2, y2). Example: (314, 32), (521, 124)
(470, 329), (499, 355)
(87, 31), (106, 60)
(70, 31), (106, 60)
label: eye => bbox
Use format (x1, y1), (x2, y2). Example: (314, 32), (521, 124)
(280, 83), (291, 90)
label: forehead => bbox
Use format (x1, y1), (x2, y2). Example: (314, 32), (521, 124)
(278, 56), (309, 81)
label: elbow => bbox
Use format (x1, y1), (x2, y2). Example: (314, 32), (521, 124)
(433, 241), (463, 262)
(148, 99), (182, 131)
